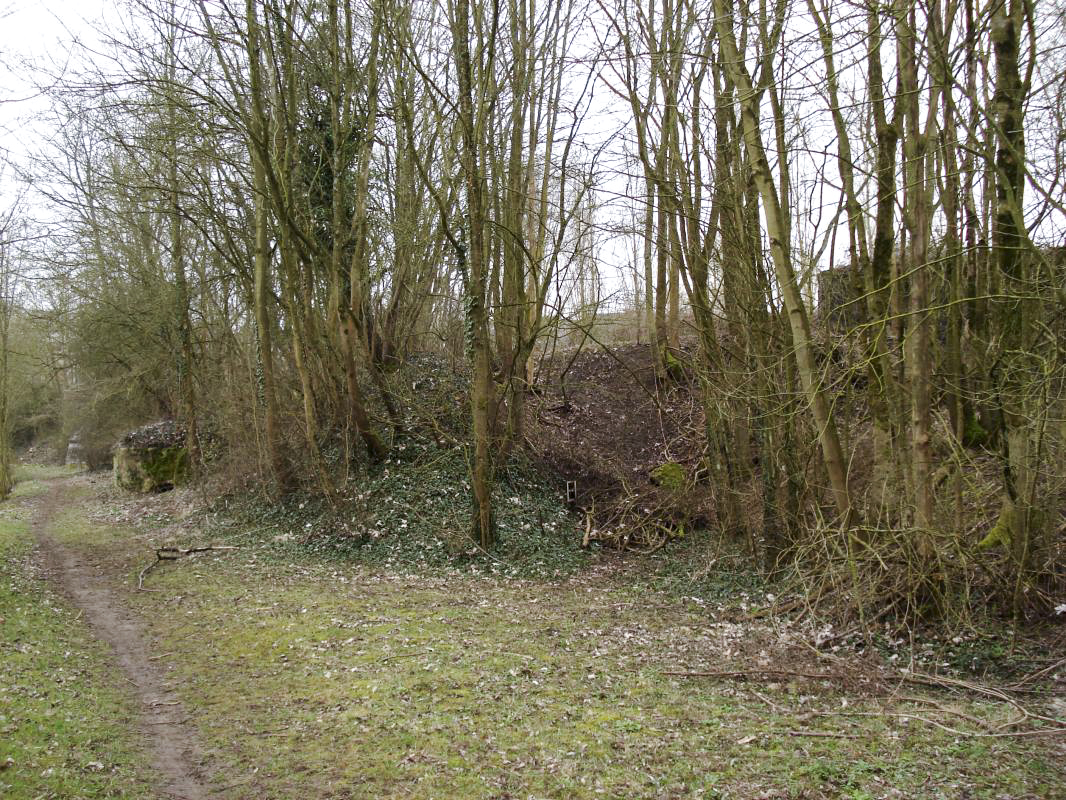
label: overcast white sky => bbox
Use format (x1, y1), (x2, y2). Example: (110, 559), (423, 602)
(3, 0), (1060, 285)
(0, 0), (111, 201)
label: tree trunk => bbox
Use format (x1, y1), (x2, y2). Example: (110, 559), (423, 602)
(713, 0), (854, 525)
(246, 0), (290, 494)
(454, 0), (496, 549)
(991, 0), (1040, 614)
(897, 0), (939, 550)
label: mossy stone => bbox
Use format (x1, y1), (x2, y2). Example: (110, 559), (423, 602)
(114, 444), (188, 493)
(977, 504), (1013, 551)
(650, 461), (688, 492)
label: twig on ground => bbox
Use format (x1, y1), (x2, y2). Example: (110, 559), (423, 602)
(367, 650), (431, 665)
(900, 695), (991, 729)
(899, 670), (1066, 727)
(752, 690), (783, 713)
(812, 709), (1066, 738)
(663, 669), (833, 681)
(1007, 657), (1066, 689)
(239, 724), (290, 736)
(138, 545), (239, 590)
(783, 729), (860, 739)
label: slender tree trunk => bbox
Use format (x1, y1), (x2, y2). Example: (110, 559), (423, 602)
(713, 0), (854, 524)
(164, 9), (199, 468)
(331, 0), (385, 460)
(898, 0), (939, 541)
(245, 0), (289, 493)
(654, 180), (670, 373)
(0, 241), (11, 499)
(454, 0), (496, 548)
(643, 180), (655, 344)
(991, 0), (1039, 613)
(867, 2), (904, 511)
(252, 148), (289, 492)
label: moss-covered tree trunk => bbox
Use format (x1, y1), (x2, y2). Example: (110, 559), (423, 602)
(0, 234), (12, 499)
(454, 0), (496, 549)
(990, 0), (1042, 615)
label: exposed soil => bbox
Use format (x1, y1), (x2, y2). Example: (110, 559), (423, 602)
(29, 480), (209, 800)
(527, 342), (716, 544)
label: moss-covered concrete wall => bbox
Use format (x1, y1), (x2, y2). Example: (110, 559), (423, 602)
(113, 445), (188, 493)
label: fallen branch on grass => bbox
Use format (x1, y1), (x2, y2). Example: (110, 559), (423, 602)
(662, 669), (834, 681)
(897, 669), (1066, 730)
(367, 650), (432, 665)
(1008, 657), (1066, 690)
(811, 709), (1066, 739)
(784, 729), (860, 739)
(155, 545), (240, 560)
(137, 545), (239, 590)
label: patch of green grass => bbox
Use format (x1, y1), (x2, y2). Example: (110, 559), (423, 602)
(25, 478), (1064, 800)
(124, 541), (1064, 800)
(9, 479), (49, 499)
(13, 463), (81, 483)
(50, 500), (125, 549)
(7, 464), (82, 501)
(0, 506), (153, 799)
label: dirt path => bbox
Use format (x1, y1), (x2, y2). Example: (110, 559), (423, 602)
(31, 480), (209, 800)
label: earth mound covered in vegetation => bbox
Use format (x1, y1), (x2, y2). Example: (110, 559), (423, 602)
(525, 342), (714, 550)
(219, 358), (589, 580)
(239, 346), (720, 576)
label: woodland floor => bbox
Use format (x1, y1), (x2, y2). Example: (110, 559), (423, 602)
(1, 466), (1065, 799)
